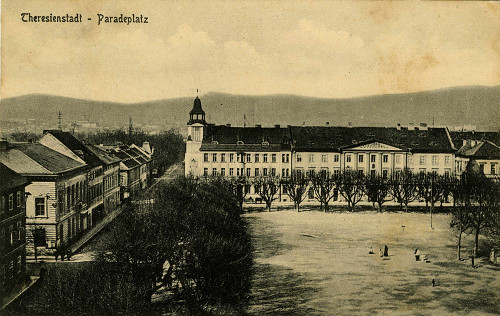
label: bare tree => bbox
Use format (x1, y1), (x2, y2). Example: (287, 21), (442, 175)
(363, 174), (392, 212)
(282, 170), (308, 212)
(450, 176), (472, 261)
(335, 170), (365, 211)
(390, 168), (419, 211)
(253, 175), (281, 211)
(310, 171), (337, 212)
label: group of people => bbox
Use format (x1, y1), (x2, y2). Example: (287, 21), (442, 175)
(368, 245), (389, 257)
(54, 248), (72, 261)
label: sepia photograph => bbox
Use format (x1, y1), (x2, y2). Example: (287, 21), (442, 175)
(1, 0), (499, 315)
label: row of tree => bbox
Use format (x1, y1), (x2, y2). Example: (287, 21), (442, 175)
(218, 169), (461, 212)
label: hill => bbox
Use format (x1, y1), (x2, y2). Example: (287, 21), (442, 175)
(1, 85), (499, 132)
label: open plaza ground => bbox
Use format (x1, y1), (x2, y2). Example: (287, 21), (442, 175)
(245, 210), (500, 315)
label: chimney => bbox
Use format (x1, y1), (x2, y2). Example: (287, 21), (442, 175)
(274, 124), (280, 128)
(419, 123), (428, 130)
(302, 122), (306, 127)
(408, 123), (416, 130)
(326, 122), (330, 126)
(255, 124), (262, 128)
(347, 122), (353, 128)
(225, 124), (231, 127)
(0, 138), (8, 151)
(396, 123), (401, 130)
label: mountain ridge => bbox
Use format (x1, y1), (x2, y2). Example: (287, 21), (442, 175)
(1, 85), (499, 132)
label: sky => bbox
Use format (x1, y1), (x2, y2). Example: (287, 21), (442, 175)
(1, 0), (499, 103)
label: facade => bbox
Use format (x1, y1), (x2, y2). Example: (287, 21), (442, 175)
(0, 141), (88, 254)
(185, 97), (458, 201)
(86, 144), (121, 215)
(107, 145), (151, 200)
(455, 140), (500, 178)
(0, 162), (29, 302)
(40, 130), (104, 227)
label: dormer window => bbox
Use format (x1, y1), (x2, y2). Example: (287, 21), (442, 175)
(262, 141), (269, 146)
(211, 140), (219, 145)
(237, 141), (244, 145)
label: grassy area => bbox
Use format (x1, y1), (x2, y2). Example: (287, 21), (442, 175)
(245, 210), (500, 315)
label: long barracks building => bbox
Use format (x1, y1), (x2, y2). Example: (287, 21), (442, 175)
(185, 96), (499, 201)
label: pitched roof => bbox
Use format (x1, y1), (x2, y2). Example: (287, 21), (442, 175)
(85, 144), (121, 165)
(43, 130), (102, 167)
(200, 125), (291, 152)
(457, 141), (500, 159)
(450, 131), (500, 147)
(0, 143), (86, 176)
(292, 126), (455, 153)
(0, 163), (30, 193)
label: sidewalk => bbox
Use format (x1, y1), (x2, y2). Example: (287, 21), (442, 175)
(26, 205), (124, 263)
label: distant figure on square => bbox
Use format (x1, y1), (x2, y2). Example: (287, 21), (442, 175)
(384, 245), (389, 257)
(415, 249), (421, 261)
(379, 248), (383, 257)
(369, 247), (374, 254)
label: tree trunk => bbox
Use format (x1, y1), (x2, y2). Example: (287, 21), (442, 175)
(377, 201), (383, 212)
(457, 229), (462, 261)
(475, 227), (480, 257)
(324, 202), (328, 212)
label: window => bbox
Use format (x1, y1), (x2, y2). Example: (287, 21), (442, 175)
(221, 168), (226, 176)
(221, 154), (226, 162)
(358, 155), (364, 163)
(212, 168), (217, 176)
(308, 168), (315, 178)
(263, 168), (268, 176)
(237, 168), (240, 176)
(8, 194), (13, 211)
(382, 170), (388, 178)
(419, 168), (426, 174)
(17, 191), (21, 208)
(432, 155), (438, 165)
(35, 197), (45, 216)
(358, 169), (364, 176)
(334, 154), (339, 163)
(247, 154), (251, 163)
(255, 168), (260, 176)
(383, 155), (388, 163)
(333, 169), (340, 177)
(282, 154), (290, 163)
(204, 168), (208, 176)
(263, 154), (268, 163)
(395, 155), (401, 164)
(282, 168), (289, 177)
(346, 155), (352, 163)
(491, 164), (497, 175)
(254, 154), (260, 163)
(371, 170), (376, 177)
(212, 153), (217, 162)
(309, 154), (315, 163)
(229, 153), (234, 162)
(246, 168), (251, 177)
(419, 156), (426, 165)
(271, 168), (276, 176)
(237, 154), (241, 163)
(432, 169), (438, 175)
(444, 169), (451, 177)
(272, 154), (277, 163)
(479, 164), (485, 174)
(444, 156), (450, 165)
(322, 154), (327, 163)
(371, 155), (376, 163)
(297, 154), (302, 162)
(229, 168), (234, 176)
(245, 185), (251, 194)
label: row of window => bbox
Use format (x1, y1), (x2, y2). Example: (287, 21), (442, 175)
(203, 167), (291, 177)
(0, 221), (23, 252)
(203, 153), (290, 163)
(0, 191), (23, 214)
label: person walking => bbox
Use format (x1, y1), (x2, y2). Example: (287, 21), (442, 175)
(384, 245), (389, 257)
(415, 249), (421, 261)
